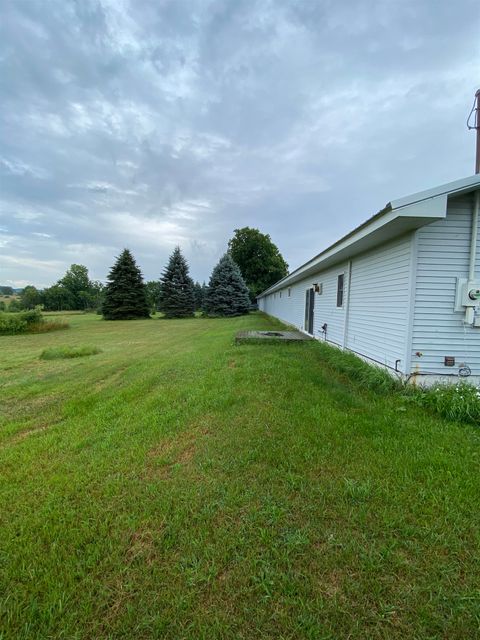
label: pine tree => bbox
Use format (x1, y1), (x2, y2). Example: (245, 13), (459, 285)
(160, 247), (195, 318)
(102, 249), (150, 320)
(193, 281), (205, 311)
(204, 253), (250, 317)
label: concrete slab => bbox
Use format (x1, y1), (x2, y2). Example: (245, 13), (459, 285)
(235, 330), (312, 343)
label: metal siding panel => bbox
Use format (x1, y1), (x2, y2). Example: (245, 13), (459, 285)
(411, 194), (480, 375)
(313, 265), (348, 345)
(260, 266), (348, 343)
(346, 235), (412, 370)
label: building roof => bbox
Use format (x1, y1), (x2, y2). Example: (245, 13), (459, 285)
(257, 173), (480, 298)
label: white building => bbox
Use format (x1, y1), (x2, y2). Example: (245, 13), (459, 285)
(257, 174), (480, 384)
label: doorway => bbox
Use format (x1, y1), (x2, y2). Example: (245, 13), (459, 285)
(304, 288), (315, 334)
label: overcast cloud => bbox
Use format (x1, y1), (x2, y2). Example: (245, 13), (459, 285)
(0, 0), (479, 287)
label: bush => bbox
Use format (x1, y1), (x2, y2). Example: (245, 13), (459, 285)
(40, 345), (101, 360)
(0, 309), (69, 335)
(19, 309), (43, 324)
(0, 314), (28, 335)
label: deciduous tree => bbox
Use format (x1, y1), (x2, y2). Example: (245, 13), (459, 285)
(20, 285), (42, 309)
(228, 227), (288, 300)
(145, 281), (162, 314)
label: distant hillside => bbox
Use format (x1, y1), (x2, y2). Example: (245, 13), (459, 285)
(0, 287), (23, 295)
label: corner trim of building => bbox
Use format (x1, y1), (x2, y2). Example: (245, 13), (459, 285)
(403, 230), (419, 375)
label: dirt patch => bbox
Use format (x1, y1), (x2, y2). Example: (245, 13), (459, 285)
(319, 569), (343, 598)
(126, 524), (164, 566)
(145, 415), (218, 480)
(1, 393), (62, 420)
(93, 366), (128, 391)
(1, 418), (61, 450)
(146, 433), (197, 479)
(12, 424), (50, 442)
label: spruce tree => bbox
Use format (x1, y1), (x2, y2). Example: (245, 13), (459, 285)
(193, 281), (206, 311)
(204, 253), (250, 317)
(102, 249), (150, 320)
(159, 247), (195, 318)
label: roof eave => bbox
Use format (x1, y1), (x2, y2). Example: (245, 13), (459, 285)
(257, 195), (447, 298)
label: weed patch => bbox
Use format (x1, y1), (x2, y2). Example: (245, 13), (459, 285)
(408, 382), (480, 424)
(40, 345), (102, 360)
(29, 320), (69, 333)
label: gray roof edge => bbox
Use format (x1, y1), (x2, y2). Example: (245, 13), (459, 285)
(257, 174), (480, 299)
(390, 173), (480, 210)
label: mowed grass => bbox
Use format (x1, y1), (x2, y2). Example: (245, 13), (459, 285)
(1, 313), (480, 639)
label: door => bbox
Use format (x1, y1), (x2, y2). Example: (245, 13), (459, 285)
(304, 288), (315, 334)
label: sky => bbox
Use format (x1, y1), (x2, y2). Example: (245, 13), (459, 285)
(1, 0), (479, 288)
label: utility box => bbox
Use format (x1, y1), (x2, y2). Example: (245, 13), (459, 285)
(454, 278), (480, 311)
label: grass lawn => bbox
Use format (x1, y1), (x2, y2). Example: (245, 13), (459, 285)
(1, 313), (480, 639)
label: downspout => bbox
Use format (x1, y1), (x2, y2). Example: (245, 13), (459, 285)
(469, 191), (479, 281)
(466, 191), (479, 324)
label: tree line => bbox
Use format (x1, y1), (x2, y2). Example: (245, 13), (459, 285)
(2, 227), (288, 318)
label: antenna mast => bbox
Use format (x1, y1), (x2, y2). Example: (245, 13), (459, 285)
(467, 89), (480, 174)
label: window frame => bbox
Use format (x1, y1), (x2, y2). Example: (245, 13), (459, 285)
(336, 273), (344, 308)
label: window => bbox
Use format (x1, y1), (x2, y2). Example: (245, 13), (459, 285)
(336, 274), (344, 307)
(288, 288), (291, 297)
(279, 291), (282, 298)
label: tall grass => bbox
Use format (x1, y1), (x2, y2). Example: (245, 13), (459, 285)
(40, 345), (102, 360)
(314, 340), (403, 393)
(314, 340), (480, 425)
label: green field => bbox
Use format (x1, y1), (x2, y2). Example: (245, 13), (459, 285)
(1, 313), (480, 639)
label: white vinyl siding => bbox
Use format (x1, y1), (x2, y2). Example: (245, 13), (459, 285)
(411, 194), (480, 375)
(346, 235), (412, 371)
(261, 265), (348, 343)
(261, 237), (413, 371)
(312, 265), (348, 345)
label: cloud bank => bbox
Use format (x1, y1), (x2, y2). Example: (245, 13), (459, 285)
(0, 0), (478, 287)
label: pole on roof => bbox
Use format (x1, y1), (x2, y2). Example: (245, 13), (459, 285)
(467, 89), (480, 174)
(476, 90), (480, 174)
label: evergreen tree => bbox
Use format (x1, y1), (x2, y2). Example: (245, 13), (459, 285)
(193, 281), (206, 311)
(159, 247), (195, 318)
(102, 249), (150, 320)
(204, 253), (250, 317)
